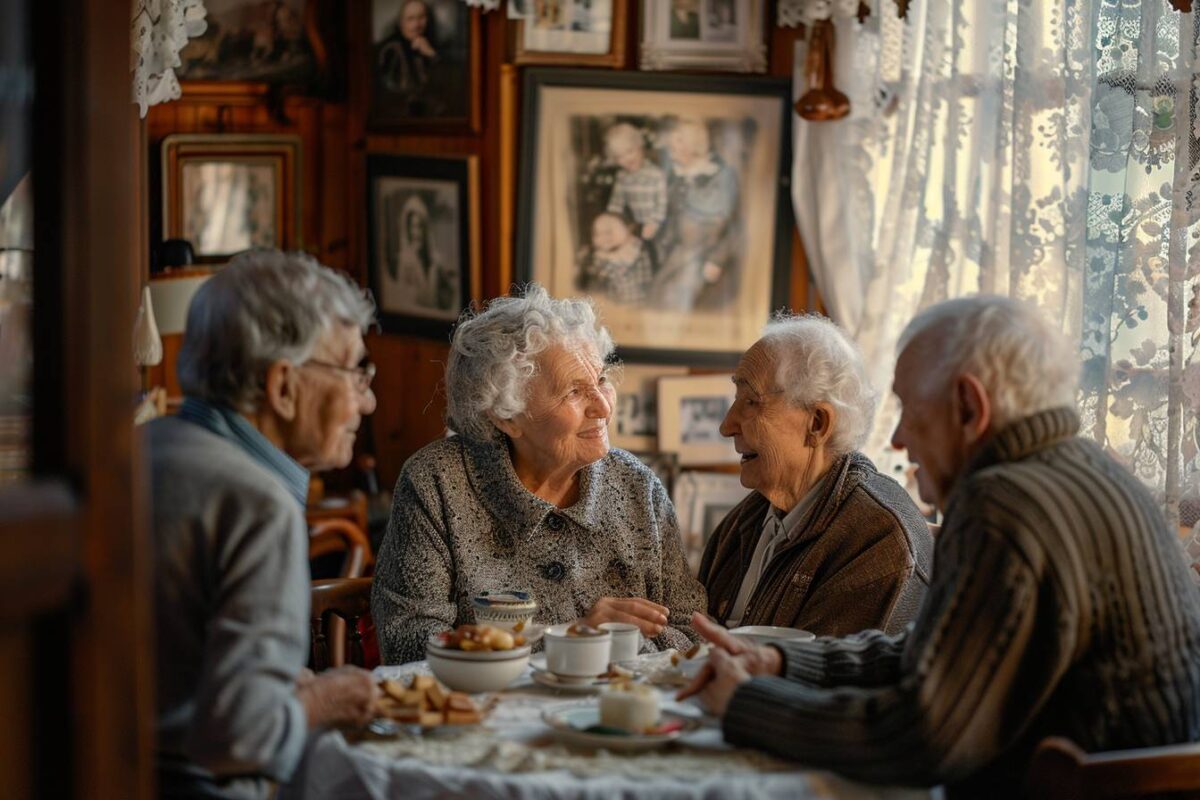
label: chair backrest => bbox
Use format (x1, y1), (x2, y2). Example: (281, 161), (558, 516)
(310, 577), (373, 671)
(309, 518), (374, 578)
(1027, 736), (1200, 799)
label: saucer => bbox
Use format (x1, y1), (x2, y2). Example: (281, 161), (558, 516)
(541, 701), (700, 751)
(529, 654), (617, 693)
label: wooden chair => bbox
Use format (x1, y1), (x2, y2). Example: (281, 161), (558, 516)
(310, 577), (374, 671)
(1026, 736), (1200, 799)
(309, 518), (374, 578)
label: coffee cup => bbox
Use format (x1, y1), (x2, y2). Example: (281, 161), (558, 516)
(543, 622), (612, 677)
(598, 622), (641, 662)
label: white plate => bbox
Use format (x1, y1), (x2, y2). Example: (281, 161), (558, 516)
(528, 654), (619, 692)
(541, 701), (700, 751)
(726, 625), (815, 645)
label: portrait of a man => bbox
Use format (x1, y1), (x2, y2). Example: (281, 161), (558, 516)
(370, 0), (472, 127)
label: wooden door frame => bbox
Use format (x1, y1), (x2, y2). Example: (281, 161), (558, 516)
(0, 1), (152, 797)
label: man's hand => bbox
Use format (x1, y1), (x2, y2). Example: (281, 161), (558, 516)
(411, 37), (437, 58)
(676, 612), (783, 708)
(297, 666), (379, 729)
(584, 597), (669, 638)
(690, 647), (751, 716)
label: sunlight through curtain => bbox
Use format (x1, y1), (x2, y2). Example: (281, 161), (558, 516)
(793, 1), (1200, 574)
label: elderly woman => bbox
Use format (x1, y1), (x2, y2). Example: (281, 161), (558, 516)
(698, 314), (933, 637)
(372, 286), (706, 664)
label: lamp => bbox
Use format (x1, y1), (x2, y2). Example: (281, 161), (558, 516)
(133, 285), (163, 370)
(148, 271), (211, 336)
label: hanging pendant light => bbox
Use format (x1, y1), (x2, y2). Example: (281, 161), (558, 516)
(795, 18), (850, 121)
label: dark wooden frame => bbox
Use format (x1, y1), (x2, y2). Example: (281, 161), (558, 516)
(513, 0), (629, 67)
(161, 133), (303, 262)
(366, 2), (483, 134)
(515, 68), (793, 367)
(365, 153), (479, 340)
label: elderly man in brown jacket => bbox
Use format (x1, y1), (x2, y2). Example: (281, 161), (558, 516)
(698, 314), (933, 637)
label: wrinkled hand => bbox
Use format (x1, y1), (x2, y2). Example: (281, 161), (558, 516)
(298, 666), (380, 729)
(641, 222), (660, 240)
(701, 261), (723, 283)
(584, 597), (669, 638)
(411, 36), (437, 58)
(676, 612), (782, 710)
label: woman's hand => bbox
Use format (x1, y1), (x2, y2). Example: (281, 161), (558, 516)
(676, 612), (783, 711)
(583, 597), (669, 637)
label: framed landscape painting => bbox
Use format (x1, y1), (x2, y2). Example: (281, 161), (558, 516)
(366, 153), (478, 340)
(516, 68), (792, 365)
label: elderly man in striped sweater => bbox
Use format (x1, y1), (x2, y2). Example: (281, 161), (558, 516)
(680, 295), (1200, 798)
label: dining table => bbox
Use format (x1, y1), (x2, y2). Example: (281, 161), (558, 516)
(281, 654), (939, 800)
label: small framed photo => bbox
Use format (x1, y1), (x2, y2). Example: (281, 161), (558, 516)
(366, 153), (478, 340)
(516, 68), (792, 366)
(368, 0), (481, 132)
(609, 363), (689, 451)
(514, 0), (629, 67)
(673, 470), (749, 572)
(657, 374), (738, 466)
(161, 134), (302, 262)
(640, 0), (766, 72)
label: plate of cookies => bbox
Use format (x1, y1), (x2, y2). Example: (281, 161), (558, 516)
(372, 674), (487, 732)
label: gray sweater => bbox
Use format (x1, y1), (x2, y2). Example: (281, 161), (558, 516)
(723, 409), (1200, 798)
(372, 435), (707, 664)
(147, 416), (309, 800)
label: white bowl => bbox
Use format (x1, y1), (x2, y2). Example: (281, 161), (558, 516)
(727, 625), (816, 647)
(425, 640), (531, 693)
(543, 623), (612, 677)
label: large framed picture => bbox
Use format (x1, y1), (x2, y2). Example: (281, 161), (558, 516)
(673, 470), (749, 572)
(366, 153), (478, 340)
(514, 0), (629, 67)
(161, 134), (302, 262)
(657, 374), (738, 466)
(516, 68), (791, 365)
(640, 0), (766, 73)
(610, 363), (689, 451)
(368, 0), (481, 132)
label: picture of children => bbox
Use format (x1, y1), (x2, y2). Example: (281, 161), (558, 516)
(577, 212), (654, 304)
(604, 122), (667, 242)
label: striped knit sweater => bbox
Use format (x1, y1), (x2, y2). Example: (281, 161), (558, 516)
(723, 408), (1200, 797)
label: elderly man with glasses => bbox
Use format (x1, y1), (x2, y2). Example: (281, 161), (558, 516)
(146, 250), (380, 800)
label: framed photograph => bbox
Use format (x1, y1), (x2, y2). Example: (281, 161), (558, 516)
(516, 68), (791, 365)
(609, 363), (689, 451)
(657, 375), (738, 465)
(514, 0), (628, 67)
(640, 0), (766, 72)
(161, 134), (302, 262)
(368, 0), (481, 132)
(176, 0), (322, 84)
(366, 153), (479, 340)
(673, 470), (749, 572)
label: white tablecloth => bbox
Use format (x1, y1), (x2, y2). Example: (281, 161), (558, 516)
(280, 661), (937, 800)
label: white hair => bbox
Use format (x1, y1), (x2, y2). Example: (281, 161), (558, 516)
(446, 284), (614, 441)
(760, 313), (877, 457)
(177, 249), (376, 413)
(897, 295), (1078, 428)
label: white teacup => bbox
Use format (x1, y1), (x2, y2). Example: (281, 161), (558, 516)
(599, 622), (641, 662)
(543, 623), (612, 677)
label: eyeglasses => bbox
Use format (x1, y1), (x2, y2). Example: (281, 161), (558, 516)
(300, 359), (377, 393)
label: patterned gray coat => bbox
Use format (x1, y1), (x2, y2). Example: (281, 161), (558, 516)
(372, 435), (706, 664)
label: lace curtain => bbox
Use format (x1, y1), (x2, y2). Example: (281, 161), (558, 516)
(793, 2), (1200, 571)
(131, 0), (208, 118)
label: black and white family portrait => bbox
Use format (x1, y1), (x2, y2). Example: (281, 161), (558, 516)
(668, 0), (737, 42)
(571, 114), (753, 313)
(371, 0), (471, 126)
(678, 396), (731, 444)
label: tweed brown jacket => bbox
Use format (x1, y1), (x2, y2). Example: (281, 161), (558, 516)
(698, 451), (933, 637)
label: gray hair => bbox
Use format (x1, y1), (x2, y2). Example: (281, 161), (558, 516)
(446, 284), (614, 441)
(759, 313), (877, 457)
(178, 249), (376, 413)
(897, 295), (1078, 429)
